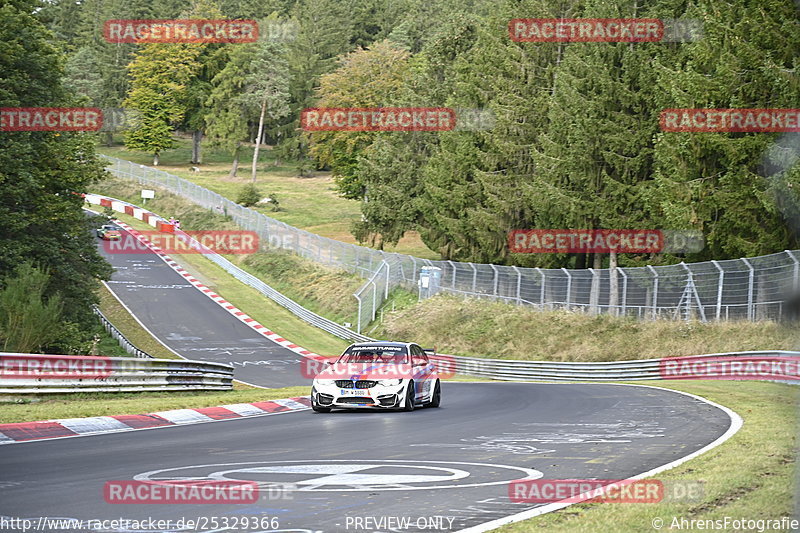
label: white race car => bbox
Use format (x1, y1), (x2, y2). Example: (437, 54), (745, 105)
(310, 342), (441, 412)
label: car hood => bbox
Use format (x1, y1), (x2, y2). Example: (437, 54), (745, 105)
(315, 362), (418, 380)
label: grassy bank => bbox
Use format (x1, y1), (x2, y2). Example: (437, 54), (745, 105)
(96, 139), (438, 258)
(97, 283), (180, 359)
(503, 380), (797, 532)
(375, 294), (799, 361)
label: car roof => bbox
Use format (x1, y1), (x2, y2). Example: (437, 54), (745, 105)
(348, 341), (412, 348)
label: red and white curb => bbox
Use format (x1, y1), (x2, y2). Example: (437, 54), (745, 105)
(85, 193), (326, 364)
(0, 396), (311, 445)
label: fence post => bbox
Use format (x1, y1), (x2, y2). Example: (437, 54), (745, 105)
(355, 294), (363, 333)
(490, 264), (499, 300)
(786, 250), (799, 292)
(741, 257), (754, 321)
(372, 280), (377, 321)
(384, 261), (390, 298)
(448, 260), (457, 289)
(588, 268), (598, 314)
(561, 267), (571, 310)
(646, 265), (658, 319)
(513, 266), (522, 305)
(470, 263), (478, 292)
(711, 260), (724, 320)
(535, 268), (545, 309)
(619, 268), (628, 316)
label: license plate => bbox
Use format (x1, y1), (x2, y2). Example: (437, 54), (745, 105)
(341, 389), (369, 396)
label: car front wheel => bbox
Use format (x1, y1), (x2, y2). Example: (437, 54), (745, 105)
(402, 381), (415, 412)
(427, 380), (441, 408)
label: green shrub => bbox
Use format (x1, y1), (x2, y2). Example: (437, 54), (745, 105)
(236, 183), (262, 207)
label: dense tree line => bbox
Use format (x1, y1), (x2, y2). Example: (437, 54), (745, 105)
(41, 0), (800, 270)
(1, 0), (112, 353)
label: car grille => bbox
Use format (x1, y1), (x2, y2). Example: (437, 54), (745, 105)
(336, 397), (375, 404)
(335, 380), (377, 389)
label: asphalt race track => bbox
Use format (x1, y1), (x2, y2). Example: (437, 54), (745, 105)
(96, 224), (310, 388)
(0, 219), (736, 532)
(0, 382), (733, 532)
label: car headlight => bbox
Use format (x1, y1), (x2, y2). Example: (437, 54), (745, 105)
(378, 379), (402, 386)
(314, 379), (335, 386)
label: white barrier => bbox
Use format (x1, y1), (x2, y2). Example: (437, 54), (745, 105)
(0, 353), (234, 394)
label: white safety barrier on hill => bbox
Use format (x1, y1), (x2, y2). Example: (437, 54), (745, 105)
(93, 305), (152, 359)
(102, 155), (800, 329)
(430, 350), (800, 382)
(0, 353), (234, 394)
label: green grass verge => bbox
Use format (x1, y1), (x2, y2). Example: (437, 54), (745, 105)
(499, 380), (796, 532)
(375, 294), (800, 361)
(105, 210), (349, 358)
(97, 283), (180, 360)
(97, 138), (439, 259)
(0, 387), (308, 423)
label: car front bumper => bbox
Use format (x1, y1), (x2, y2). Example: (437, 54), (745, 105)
(312, 382), (407, 409)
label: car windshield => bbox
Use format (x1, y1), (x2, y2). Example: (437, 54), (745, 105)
(337, 345), (409, 364)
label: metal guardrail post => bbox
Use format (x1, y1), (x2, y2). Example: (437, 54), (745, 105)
(619, 268), (628, 315)
(711, 260), (724, 320)
(513, 266), (522, 305)
(384, 261), (390, 299)
(647, 265), (658, 319)
(372, 280), (378, 321)
(535, 268), (545, 309)
(588, 267), (599, 314)
(449, 260), (457, 289)
(742, 257), (755, 321)
(561, 267), (571, 310)
(355, 294), (363, 333)
(470, 262), (477, 293)
(490, 264), (499, 300)
(786, 250), (799, 292)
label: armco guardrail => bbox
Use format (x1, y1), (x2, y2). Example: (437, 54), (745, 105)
(93, 305), (152, 359)
(85, 193), (371, 343)
(0, 354), (234, 393)
(103, 155), (800, 325)
(430, 350), (800, 382)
